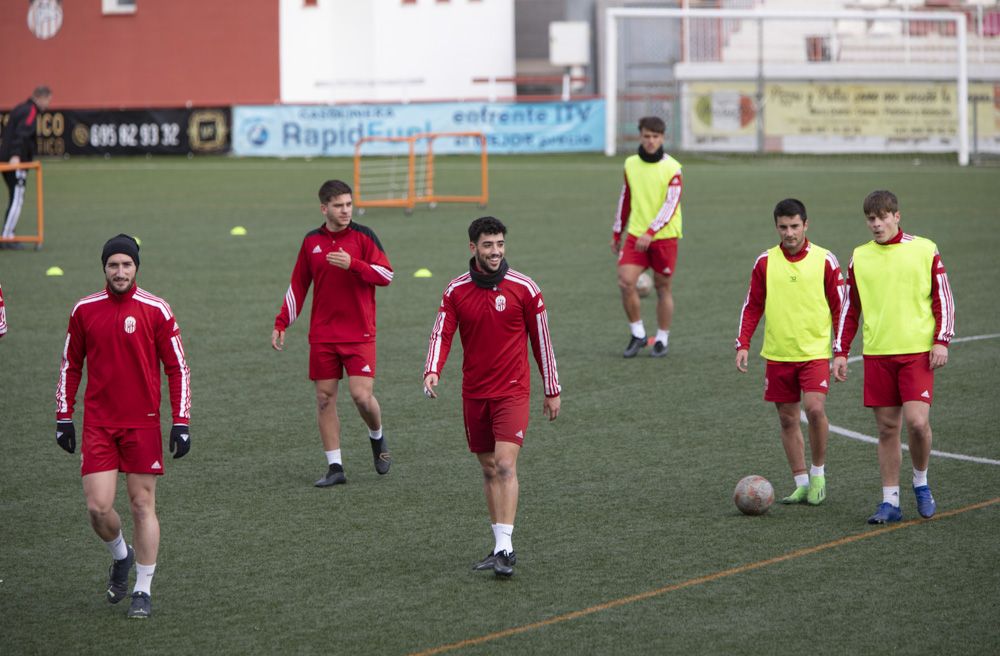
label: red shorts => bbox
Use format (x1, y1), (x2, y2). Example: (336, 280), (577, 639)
(618, 234), (678, 276)
(81, 425), (164, 476)
(462, 395), (530, 453)
(863, 353), (934, 407)
(764, 359), (830, 403)
(309, 341), (376, 380)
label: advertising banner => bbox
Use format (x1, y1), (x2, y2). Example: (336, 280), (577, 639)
(0, 107), (231, 156)
(683, 81), (1000, 154)
(232, 100), (605, 156)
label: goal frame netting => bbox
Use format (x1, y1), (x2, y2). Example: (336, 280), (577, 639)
(353, 132), (489, 212)
(603, 7), (970, 166)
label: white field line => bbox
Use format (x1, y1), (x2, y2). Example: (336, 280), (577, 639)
(810, 333), (1000, 466)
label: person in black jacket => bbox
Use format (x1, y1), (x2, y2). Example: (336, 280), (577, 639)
(1, 86), (52, 248)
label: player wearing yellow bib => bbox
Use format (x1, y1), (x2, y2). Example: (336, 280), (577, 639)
(833, 190), (954, 524)
(611, 116), (683, 358)
(735, 199), (843, 505)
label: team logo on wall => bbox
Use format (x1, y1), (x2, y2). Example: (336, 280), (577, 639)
(27, 0), (63, 40)
(124, 316), (137, 334)
(494, 295), (506, 312)
(188, 110), (229, 153)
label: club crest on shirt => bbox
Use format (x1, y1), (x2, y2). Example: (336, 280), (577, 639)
(124, 316), (137, 334)
(494, 295), (506, 312)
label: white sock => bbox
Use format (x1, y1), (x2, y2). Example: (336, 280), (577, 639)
(133, 562), (156, 596)
(104, 532), (128, 561)
(913, 468), (928, 487)
(369, 426), (383, 440)
(655, 329), (669, 346)
(493, 523), (514, 555)
(794, 473), (809, 488)
(325, 449), (342, 466)
(810, 464), (825, 477)
(883, 486), (901, 507)
(629, 320), (646, 339)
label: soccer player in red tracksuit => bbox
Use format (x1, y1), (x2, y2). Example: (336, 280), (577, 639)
(272, 179), (394, 487)
(735, 199), (843, 506)
(423, 216), (561, 578)
(0, 283), (7, 337)
(833, 190), (955, 525)
(55, 234), (191, 619)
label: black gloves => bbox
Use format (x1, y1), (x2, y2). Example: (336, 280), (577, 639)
(56, 420), (76, 454)
(169, 424), (191, 459)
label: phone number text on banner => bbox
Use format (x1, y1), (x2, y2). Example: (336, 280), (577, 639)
(232, 100), (604, 156)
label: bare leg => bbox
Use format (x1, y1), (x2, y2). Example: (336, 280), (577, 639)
(83, 470), (122, 541)
(126, 473), (159, 566)
(315, 379), (341, 451)
(802, 391), (829, 467)
(653, 272), (674, 331)
(476, 441), (521, 525)
(617, 264), (644, 324)
(348, 375), (382, 431)
(873, 406), (903, 487)
(902, 401), (932, 471)
(775, 402), (807, 476)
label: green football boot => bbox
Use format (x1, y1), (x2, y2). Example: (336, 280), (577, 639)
(807, 475), (826, 506)
(780, 485), (809, 504)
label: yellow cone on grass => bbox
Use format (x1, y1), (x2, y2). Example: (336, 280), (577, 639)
(230, 226), (248, 236)
(46, 266), (64, 276)
(413, 268), (432, 278)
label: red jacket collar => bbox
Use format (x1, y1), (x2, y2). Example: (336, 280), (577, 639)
(105, 283), (138, 301)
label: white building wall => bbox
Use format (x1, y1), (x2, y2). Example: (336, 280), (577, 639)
(280, 0), (515, 104)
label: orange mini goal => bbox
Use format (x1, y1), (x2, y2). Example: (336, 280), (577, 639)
(353, 132), (488, 214)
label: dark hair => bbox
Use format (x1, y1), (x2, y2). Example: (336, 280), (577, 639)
(773, 198), (807, 224)
(318, 179), (352, 204)
(863, 190), (898, 217)
(468, 216), (507, 243)
(33, 85), (51, 98)
(638, 116), (666, 134)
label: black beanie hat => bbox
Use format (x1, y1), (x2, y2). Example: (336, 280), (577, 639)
(101, 234), (140, 268)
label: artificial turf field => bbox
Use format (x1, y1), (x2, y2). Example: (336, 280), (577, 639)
(1, 154), (998, 655)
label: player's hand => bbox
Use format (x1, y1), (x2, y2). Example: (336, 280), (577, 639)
(832, 356), (849, 382)
(9, 155), (20, 165)
(610, 238), (621, 255)
(327, 248), (351, 270)
(543, 395), (561, 421)
(271, 329), (285, 351)
(423, 373), (439, 399)
(170, 424), (191, 459)
(929, 344), (949, 369)
(56, 420), (76, 454)
(635, 234), (653, 253)
(735, 349), (749, 373)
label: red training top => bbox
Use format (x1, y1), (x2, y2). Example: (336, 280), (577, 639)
(424, 268), (561, 399)
(274, 222), (393, 343)
(56, 285), (191, 427)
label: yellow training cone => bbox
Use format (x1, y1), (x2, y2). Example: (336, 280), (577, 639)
(46, 266), (64, 276)
(230, 226), (248, 236)
(413, 268), (432, 278)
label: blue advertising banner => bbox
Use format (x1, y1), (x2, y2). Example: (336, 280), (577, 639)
(232, 100), (604, 156)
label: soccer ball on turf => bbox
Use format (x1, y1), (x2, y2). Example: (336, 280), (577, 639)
(636, 271), (653, 298)
(733, 475), (774, 516)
